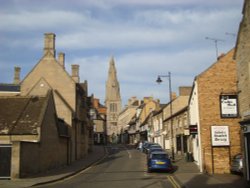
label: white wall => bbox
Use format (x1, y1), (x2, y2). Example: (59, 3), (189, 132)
(188, 81), (203, 172)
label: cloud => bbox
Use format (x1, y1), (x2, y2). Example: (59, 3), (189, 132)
(70, 48), (216, 104)
(0, 3), (241, 50)
(0, 0), (244, 106)
(0, 10), (90, 32)
(24, 0), (241, 9)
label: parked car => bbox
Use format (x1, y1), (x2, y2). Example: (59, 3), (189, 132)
(230, 153), (243, 175)
(146, 145), (162, 154)
(147, 151), (173, 173)
(144, 143), (161, 154)
(147, 148), (164, 157)
(142, 142), (154, 153)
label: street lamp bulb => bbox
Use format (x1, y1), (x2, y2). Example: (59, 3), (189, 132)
(156, 76), (162, 84)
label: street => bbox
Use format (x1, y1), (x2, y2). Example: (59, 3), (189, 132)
(37, 145), (180, 188)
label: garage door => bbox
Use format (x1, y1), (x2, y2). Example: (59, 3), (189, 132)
(0, 145), (11, 179)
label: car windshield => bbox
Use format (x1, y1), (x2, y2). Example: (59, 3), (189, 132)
(152, 154), (168, 159)
(150, 145), (161, 148)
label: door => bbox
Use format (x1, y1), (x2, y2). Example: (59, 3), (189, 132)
(245, 133), (250, 181)
(0, 145), (12, 179)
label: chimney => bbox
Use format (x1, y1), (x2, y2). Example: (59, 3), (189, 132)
(44, 33), (56, 57)
(143, 96), (153, 104)
(13, 66), (21, 84)
(58, 52), (65, 69)
(93, 98), (100, 108)
(171, 92), (177, 101)
(217, 53), (225, 60)
(71, 64), (80, 83)
(179, 86), (192, 96)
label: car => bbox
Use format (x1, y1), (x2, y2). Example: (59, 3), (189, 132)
(230, 153), (243, 175)
(144, 143), (161, 154)
(147, 145), (163, 154)
(147, 151), (173, 173)
(148, 148), (164, 156)
(142, 142), (154, 153)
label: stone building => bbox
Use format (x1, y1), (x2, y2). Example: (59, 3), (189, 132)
(151, 107), (164, 147)
(0, 91), (68, 178)
(189, 49), (241, 174)
(21, 33), (92, 161)
(90, 97), (107, 145)
(162, 87), (191, 158)
(0, 67), (21, 97)
(151, 86), (191, 157)
(0, 33), (93, 178)
(128, 97), (160, 144)
(117, 97), (140, 143)
(235, 0), (250, 181)
(105, 57), (122, 143)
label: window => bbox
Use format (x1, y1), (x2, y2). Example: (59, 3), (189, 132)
(110, 103), (117, 112)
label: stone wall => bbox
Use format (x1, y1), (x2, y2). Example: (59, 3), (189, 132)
(20, 95), (68, 177)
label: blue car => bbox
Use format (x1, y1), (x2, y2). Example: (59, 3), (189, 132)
(147, 151), (173, 173)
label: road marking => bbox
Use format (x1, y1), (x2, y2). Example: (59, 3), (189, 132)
(126, 149), (132, 159)
(123, 145), (132, 159)
(167, 176), (181, 188)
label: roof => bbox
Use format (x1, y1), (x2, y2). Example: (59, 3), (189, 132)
(0, 96), (47, 135)
(0, 84), (20, 92)
(150, 151), (168, 155)
(140, 111), (155, 127)
(196, 48), (235, 80)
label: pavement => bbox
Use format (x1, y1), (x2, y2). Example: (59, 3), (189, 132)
(0, 145), (107, 188)
(173, 156), (250, 188)
(0, 144), (249, 188)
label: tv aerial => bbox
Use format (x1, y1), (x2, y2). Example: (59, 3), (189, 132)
(205, 37), (225, 59)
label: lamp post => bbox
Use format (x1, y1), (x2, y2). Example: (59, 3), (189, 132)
(156, 72), (175, 161)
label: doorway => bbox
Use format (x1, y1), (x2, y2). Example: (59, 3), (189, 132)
(0, 145), (12, 179)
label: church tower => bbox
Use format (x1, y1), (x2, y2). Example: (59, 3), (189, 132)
(105, 56), (122, 143)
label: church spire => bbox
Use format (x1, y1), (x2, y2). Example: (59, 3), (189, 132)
(106, 56), (121, 101)
(105, 56), (122, 143)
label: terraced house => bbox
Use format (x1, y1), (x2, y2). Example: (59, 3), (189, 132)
(235, 0), (250, 182)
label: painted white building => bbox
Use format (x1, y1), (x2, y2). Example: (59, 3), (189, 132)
(188, 80), (203, 172)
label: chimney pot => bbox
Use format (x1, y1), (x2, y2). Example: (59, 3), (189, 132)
(13, 66), (21, 84)
(58, 52), (65, 69)
(71, 64), (80, 83)
(171, 92), (177, 100)
(44, 33), (56, 57)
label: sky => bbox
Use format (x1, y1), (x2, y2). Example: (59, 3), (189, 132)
(0, 0), (244, 106)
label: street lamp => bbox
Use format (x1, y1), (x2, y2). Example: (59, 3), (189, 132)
(156, 72), (175, 161)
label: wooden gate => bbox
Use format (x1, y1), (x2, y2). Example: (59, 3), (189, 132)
(0, 145), (12, 179)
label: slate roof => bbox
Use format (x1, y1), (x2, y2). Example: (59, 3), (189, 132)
(0, 96), (46, 135)
(0, 84), (20, 92)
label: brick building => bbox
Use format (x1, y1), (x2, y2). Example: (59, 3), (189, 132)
(189, 49), (241, 174)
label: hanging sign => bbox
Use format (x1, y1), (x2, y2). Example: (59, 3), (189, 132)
(220, 95), (238, 118)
